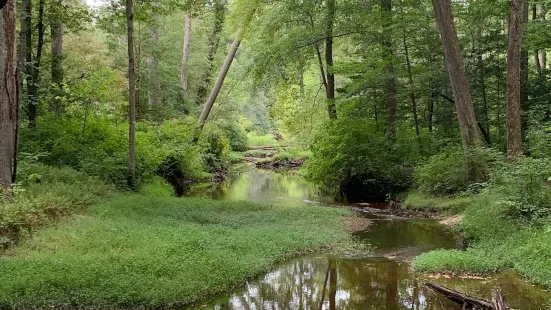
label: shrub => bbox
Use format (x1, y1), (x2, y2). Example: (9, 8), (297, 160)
(305, 120), (417, 202)
(199, 126), (231, 173)
(414, 147), (502, 196)
(0, 163), (112, 249)
(247, 132), (279, 147)
(216, 120), (249, 152)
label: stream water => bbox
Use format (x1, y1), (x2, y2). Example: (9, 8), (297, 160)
(185, 168), (551, 309)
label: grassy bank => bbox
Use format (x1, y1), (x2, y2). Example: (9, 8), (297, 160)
(410, 157), (551, 289)
(0, 187), (352, 308)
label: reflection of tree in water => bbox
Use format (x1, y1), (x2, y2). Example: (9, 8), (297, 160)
(193, 257), (459, 310)
(224, 170), (323, 204)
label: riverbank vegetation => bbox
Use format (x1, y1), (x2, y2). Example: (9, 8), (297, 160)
(1, 0), (551, 306)
(0, 185), (352, 308)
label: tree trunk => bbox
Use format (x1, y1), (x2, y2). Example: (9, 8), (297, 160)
(325, 0), (337, 120)
(180, 11), (192, 92)
(0, 0), (17, 194)
(194, 30), (242, 142)
(50, 17), (64, 115)
(539, 4), (547, 69)
(28, 0), (44, 127)
(521, 1), (529, 108)
(381, 0), (398, 136)
(196, 0), (225, 104)
(432, 0), (481, 151)
(403, 30), (422, 152)
(533, 5), (542, 73)
(126, 0), (137, 188)
(506, 0), (524, 158)
(147, 15), (161, 124)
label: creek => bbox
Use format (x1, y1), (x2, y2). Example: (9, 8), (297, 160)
(184, 168), (551, 309)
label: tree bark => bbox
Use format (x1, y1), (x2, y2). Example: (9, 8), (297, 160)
(0, 0), (17, 194)
(50, 17), (64, 115)
(506, 0), (524, 158)
(27, 0), (44, 127)
(538, 4), (547, 69)
(403, 30), (422, 152)
(533, 5), (542, 73)
(325, 0), (337, 120)
(126, 0), (137, 188)
(194, 30), (242, 142)
(196, 0), (226, 104)
(381, 0), (397, 137)
(432, 0), (481, 151)
(180, 11), (192, 92)
(147, 15), (161, 124)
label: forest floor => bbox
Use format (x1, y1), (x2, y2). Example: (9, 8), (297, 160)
(0, 185), (354, 309)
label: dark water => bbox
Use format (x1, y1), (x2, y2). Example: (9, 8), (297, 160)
(185, 168), (551, 309)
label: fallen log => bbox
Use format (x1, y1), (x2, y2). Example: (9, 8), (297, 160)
(424, 282), (512, 310)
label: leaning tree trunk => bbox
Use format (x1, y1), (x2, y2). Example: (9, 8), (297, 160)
(126, 0), (137, 189)
(180, 11), (192, 92)
(0, 0), (17, 194)
(325, 0), (337, 120)
(196, 0), (226, 105)
(50, 19), (64, 115)
(194, 30), (242, 142)
(432, 0), (481, 150)
(506, 0), (524, 158)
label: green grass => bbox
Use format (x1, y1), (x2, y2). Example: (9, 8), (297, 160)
(0, 194), (352, 308)
(413, 191), (551, 289)
(403, 191), (474, 215)
(247, 132), (279, 147)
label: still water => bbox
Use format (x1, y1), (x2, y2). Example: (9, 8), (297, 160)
(185, 168), (551, 309)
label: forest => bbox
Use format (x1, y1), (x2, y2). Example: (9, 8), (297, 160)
(1, 0), (551, 308)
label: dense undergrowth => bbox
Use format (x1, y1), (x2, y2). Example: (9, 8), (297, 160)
(409, 150), (551, 289)
(0, 183), (352, 308)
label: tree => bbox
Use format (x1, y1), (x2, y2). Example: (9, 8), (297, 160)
(507, 0), (524, 158)
(380, 0), (397, 135)
(147, 11), (162, 123)
(432, 0), (481, 151)
(126, 0), (137, 188)
(0, 0), (17, 193)
(194, 29), (243, 141)
(196, 0), (226, 104)
(325, 0), (337, 120)
(51, 0), (65, 115)
(27, 0), (45, 127)
(180, 10), (192, 92)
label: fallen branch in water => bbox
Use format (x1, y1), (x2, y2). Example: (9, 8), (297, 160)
(424, 282), (512, 310)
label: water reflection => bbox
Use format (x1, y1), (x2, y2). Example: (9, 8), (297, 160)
(190, 256), (551, 310)
(186, 168), (331, 205)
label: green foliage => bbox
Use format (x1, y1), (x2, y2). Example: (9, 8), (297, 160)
(0, 195), (351, 308)
(414, 147), (503, 196)
(199, 126), (231, 173)
(527, 123), (551, 158)
(413, 249), (501, 274)
(247, 132), (279, 147)
(216, 120), (249, 152)
(403, 191), (474, 214)
(306, 120), (418, 202)
(0, 163), (111, 249)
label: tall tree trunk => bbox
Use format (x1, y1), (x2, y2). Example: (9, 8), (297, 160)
(507, 0), (524, 158)
(381, 0), (397, 136)
(50, 17), (64, 115)
(126, 0), (137, 188)
(533, 5), (542, 72)
(0, 0), (17, 194)
(28, 0), (44, 127)
(147, 15), (161, 124)
(196, 0), (225, 104)
(539, 4), (547, 69)
(194, 30), (242, 142)
(325, 0), (337, 120)
(180, 11), (192, 92)
(403, 30), (422, 152)
(432, 0), (481, 151)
